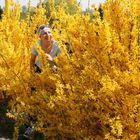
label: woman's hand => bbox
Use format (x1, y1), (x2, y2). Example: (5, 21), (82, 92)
(45, 53), (53, 61)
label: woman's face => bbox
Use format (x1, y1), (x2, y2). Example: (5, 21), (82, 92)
(40, 27), (52, 42)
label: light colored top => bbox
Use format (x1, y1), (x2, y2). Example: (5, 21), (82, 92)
(31, 40), (61, 68)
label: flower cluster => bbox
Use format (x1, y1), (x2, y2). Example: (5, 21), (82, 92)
(0, 0), (140, 139)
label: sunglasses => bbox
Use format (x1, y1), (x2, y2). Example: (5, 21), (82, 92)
(39, 25), (50, 30)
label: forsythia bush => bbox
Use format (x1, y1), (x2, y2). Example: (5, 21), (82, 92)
(0, 0), (140, 139)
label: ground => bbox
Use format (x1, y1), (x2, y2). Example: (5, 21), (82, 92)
(0, 95), (45, 140)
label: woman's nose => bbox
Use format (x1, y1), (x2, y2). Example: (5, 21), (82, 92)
(46, 32), (49, 36)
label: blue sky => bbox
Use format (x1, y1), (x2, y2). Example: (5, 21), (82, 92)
(0, 0), (105, 10)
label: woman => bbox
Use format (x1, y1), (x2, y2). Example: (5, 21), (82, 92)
(30, 25), (61, 72)
(24, 25), (61, 138)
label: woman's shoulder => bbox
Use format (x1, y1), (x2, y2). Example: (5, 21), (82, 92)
(35, 40), (41, 47)
(31, 40), (41, 55)
(32, 40), (41, 46)
(52, 40), (58, 48)
(51, 40), (61, 54)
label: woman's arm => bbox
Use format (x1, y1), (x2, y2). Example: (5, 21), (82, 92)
(30, 54), (36, 71)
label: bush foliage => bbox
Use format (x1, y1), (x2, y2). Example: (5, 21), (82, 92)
(0, 0), (140, 139)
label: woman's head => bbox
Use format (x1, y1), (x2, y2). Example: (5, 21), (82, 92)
(38, 25), (52, 42)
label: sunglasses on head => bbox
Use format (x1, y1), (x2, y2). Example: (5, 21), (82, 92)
(39, 25), (50, 30)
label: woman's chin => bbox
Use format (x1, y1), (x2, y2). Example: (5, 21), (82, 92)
(45, 39), (51, 42)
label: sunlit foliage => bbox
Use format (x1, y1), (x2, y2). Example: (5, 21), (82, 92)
(0, 0), (140, 139)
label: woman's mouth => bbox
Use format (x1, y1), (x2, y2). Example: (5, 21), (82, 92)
(45, 37), (50, 40)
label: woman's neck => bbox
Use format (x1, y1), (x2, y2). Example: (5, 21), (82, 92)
(41, 41), (52, 53)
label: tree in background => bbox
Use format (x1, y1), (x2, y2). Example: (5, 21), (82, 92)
(0, 6), (3, 20)
(43, 0), (80, 26)
(98, 4), (103, 20)
(20, 5), (28, 19)
(20, 5), (36, 19)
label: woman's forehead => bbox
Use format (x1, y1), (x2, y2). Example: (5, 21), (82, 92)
(43, 27), (51, 32)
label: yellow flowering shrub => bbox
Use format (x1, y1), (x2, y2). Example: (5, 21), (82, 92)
(0, 0), (140, 139)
